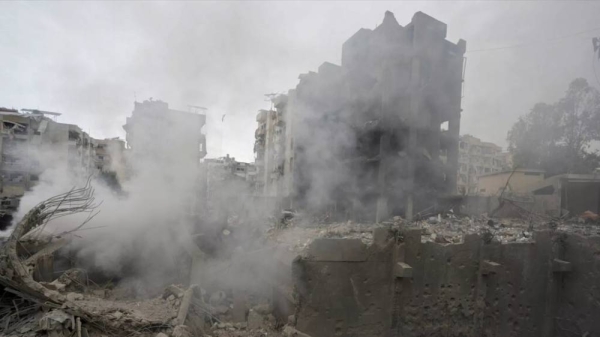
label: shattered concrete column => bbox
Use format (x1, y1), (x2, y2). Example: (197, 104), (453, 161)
(445, 39), (466, 194)
(405, 56), (421, 221)
(376, 133), (390, 223)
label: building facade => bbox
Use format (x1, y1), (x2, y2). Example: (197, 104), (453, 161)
(254, 94), (290, 197)
(0, 108), (100, 228)
(457, 135), (512, 195)
(123, 99), (207, 218)
(477, 168), (544, 197)
(123, 100), (207, 165)
(255, 11), (466, 221)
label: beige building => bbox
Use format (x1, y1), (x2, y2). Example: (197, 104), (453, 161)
(477, 169), (545, 197)
(457, 135), (512, 195)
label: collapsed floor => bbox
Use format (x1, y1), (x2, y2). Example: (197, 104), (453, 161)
(1, 186), (599, 337)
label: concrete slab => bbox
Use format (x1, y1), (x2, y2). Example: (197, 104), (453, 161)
(307, 238), (367, 262)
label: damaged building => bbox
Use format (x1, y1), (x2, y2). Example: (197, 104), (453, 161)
(255, 11), (466, 221)
(123, 99), (207, 217)
(123, 99), (207, 165)
(0, 108), (105, 229)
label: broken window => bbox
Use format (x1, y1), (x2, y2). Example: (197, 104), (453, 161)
(68, 130), (80, 141)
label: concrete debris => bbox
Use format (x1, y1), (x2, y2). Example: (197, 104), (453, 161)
(39, 310), (72, 331)
(395, 214), (600, 244)
(172, 325), (193, 337)
(209, 290), (227, 306)
(91, 288), (107, 298)
(247, 310), (263, 330)
(163, 285), (185, 299)
(252, 304), (271, 315)
(66, 292), (84, 302)
(268, 221), (378, 252)
(580, 210), (599, 222)
(282, 326), (313, 337)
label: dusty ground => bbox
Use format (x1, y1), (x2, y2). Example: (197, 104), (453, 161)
(72, 295), (178, 325)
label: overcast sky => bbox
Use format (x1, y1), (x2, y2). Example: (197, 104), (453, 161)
(1, 1), (599, 162)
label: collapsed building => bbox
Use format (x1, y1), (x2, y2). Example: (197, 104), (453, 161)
(0, 107), (106, 229)
(255, 11), (466, 221)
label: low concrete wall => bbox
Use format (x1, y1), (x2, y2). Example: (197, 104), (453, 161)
(293, 234), (394, 337)
(292, 229), (600, 337)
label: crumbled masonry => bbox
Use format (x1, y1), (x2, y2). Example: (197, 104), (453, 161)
(1, 183), (599, 336)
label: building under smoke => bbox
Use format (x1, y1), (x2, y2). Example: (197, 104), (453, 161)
(123, 99), (207, 164)
(0, 107), (100, 229)
(256, 11), (466, 221)
(123, 99), (207, 217)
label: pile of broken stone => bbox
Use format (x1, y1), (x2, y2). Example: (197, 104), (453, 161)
(397, 213), (600, 244)
(268, 210), (600, 252)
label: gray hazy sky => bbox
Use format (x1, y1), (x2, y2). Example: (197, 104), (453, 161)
(1, 1), (599, 162)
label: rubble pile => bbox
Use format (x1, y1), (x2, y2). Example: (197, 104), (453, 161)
(3, 184), (598, 337)
(268, 210), (600, 251)
(394, 214), (600, 244)
(0, 186), (299, 337)
(268, 221), (379, 252)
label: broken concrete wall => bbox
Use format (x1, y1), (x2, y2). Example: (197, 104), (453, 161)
(293, 237), (394, 337)
(393, 231), (481, 337)
(555, 234), (600, 336)
(292, 229), (600, 337)
(477, 231), (555, 337)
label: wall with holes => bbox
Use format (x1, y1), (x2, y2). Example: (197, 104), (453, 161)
(556, 234), (600, 336)
(292, 229), (600, 337)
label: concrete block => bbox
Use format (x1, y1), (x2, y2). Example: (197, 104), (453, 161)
(552, 259), (572, 273)
(372, 227), (390, 246)
(394, 262), (413, 278)
(307, 238), (367, 262)
(481, 260), (501, 275)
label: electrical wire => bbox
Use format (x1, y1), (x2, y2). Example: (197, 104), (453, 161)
(467, 26), (600, 54)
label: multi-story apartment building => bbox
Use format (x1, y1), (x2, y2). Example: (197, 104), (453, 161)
(457, 134), (512, 195)
(93, 137), (126, 183)
(123, 99), (207, 217)
(254, 94), (289, 197)
(123, 99), (207, 165)
(254, 11), (466, 221)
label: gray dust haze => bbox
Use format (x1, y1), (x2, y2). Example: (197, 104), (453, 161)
(1, 2), (599, 161)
